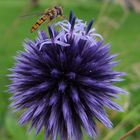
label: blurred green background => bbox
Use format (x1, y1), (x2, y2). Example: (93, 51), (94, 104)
(0, 0), (140, 139)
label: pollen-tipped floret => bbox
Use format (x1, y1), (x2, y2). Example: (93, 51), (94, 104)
(9, 11), (127, 140)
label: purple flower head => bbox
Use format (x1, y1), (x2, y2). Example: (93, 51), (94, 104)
(9, 11), (127, 140)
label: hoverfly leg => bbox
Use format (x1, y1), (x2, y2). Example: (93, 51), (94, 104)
(58, 15), (66, 20)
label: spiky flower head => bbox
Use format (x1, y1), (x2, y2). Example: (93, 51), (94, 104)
(9, 12), (127, 140)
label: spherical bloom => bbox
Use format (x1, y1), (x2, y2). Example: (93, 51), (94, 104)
(9, 12), (127, 140)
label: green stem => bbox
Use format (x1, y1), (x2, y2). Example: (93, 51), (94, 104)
(104, 103), (140, 140)
(119, 124), (140, 140)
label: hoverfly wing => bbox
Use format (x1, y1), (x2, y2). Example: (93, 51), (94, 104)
(20, 12), (44, 18)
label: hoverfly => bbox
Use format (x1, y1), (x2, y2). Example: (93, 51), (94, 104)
(21, 6), (64, 33)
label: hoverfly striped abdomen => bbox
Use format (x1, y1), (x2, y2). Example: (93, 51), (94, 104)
(31, 15), (48, 33)
(31, 6), (63, 33)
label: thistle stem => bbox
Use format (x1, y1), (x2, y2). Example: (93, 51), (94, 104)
(120, 124), (140, 140)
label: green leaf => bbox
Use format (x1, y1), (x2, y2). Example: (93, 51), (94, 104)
(5, 113), (28, 140)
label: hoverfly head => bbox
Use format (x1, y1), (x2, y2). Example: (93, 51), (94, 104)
(55, 5), (63, 16)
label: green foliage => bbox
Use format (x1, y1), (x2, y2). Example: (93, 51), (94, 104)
(0, 0), (140, 140)
(5, 114), (28, 140)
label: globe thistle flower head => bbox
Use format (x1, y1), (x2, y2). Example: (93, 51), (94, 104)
(9, 11), (127, 140)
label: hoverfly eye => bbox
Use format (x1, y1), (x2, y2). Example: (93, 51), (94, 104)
(54, 6), (58, 9)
